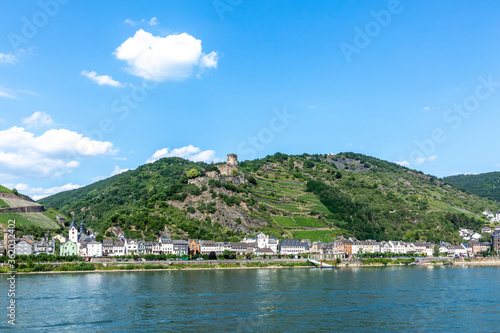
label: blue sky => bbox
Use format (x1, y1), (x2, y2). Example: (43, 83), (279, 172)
(1, 0), (500, 199)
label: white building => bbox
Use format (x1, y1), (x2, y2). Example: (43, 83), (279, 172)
(87, 241), (103, 257)
(200, 240), (217, 254)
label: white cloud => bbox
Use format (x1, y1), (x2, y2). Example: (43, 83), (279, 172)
(147, 17), (158, 26)
(415, 157), (426, 164)
(3, 182), (83, 201)
(0, 91), (17, 99)
(147, 145), (219, 164)
(91, 165), (130, 184)
(307, 105), (317, 109)
(111, 165), (130, 176)
(395, 160), (410, 166)
(81, 70), (124, 87)
(91, 175), (106, 182)
(124, 19), (136, 26)
(124, 17), (159, 26)
(112, 157), (127, 161)
(0, 53), (16, 64)
(0, 86), (38, 100)
(22, 111), (54, 128)
(0, 126), (116, 179)
(115, 30), (218, 82)
(427, 155), (438, 161)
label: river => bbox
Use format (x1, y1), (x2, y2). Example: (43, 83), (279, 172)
(1, 266), (500, 332)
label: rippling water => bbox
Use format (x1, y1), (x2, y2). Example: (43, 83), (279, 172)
(1, 266), (500, 332)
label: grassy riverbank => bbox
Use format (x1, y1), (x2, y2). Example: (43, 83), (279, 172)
(1, 260), (316, 274)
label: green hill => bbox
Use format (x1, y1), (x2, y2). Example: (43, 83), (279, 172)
(0, 187), (61, 238)
(38, 153), (500, 244)
(444, 172), (500, 202)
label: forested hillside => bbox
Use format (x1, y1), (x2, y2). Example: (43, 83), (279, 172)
(39, 152), (499, 244)
(444, 172), (500, 202)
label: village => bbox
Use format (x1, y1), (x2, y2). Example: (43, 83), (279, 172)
(6, 219), (500, 260)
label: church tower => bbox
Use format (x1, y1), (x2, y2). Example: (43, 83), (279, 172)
(69, 220), (78, 243)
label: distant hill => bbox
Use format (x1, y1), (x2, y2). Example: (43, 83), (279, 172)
(39, 152), (499, 244)
(444, 172), (500, 203)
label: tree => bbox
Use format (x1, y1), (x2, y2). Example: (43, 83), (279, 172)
(247, 175), (257, 185)
(187, 169), (199, 179)
(208, 251), (217, 260)
(433, 244), (440, 257)
(222, 250), (231, 259)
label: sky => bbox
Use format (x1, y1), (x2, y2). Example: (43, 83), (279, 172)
(1, 0), (500, 200)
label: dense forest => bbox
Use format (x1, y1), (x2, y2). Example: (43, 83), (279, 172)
(444, 172), (500, 203)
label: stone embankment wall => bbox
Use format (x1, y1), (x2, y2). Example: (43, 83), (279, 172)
(0, 206), (45, 214)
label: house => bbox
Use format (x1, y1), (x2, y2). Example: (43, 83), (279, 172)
(332, 240), (346, 257)
(34, 239), (56, 255)
(216, 242), (231, 255)
(469, 241), (481, 255)
(86, 241), (103, 257)
(230, 242), (248, 255)
(389, 241), (407, 254)
(151, 242), (162, 255)
(251, 233), (279, 254)
(113, 241), (126, 256)
(278, 239), (309, 255)
(471, 233), (482, 240)
(56, 215), (66, 226)
(126, 239), (139, 254)
(52, 234), (68, 244)
(188, 239), (201, 255)
(15, 239), (34, 255)
(491, 230), (500, 252)
(479, 242), (491, 252)
(310, 241), (325, 254)
(143, 241), (153, 254)
(413, 242), (434, 257)
(481, 227), (492, 234)
(60, 240), (78, 256)
(255, 247), (274, 256)
(172, 240), (189, 255)
(461, 243), (473, 257)
(103, 239), (114, 256)
(199, 240), (217, 254)
(446, 245), (467, 257)
(161, 239), (173, 254)
(483, 211), (494, 218)
(268, 238), (279, 254)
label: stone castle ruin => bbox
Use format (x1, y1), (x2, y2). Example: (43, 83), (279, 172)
(219, 154), (238, 176)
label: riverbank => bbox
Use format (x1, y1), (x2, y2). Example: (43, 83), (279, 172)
(4, 258), (500, 275)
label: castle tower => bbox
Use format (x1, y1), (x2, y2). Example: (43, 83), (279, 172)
(227, 154), (238, 168)
(219, 154), (239, 176)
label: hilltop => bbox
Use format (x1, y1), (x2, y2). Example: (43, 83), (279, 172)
(444, 172), (500, 203)
(39, 152), (500, 244)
